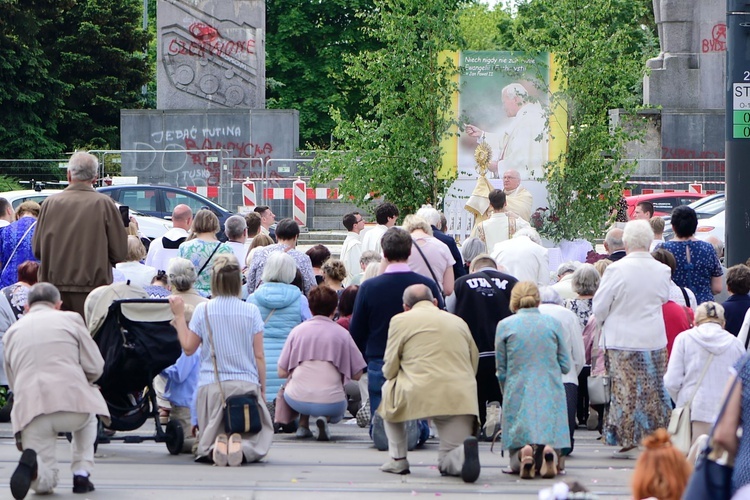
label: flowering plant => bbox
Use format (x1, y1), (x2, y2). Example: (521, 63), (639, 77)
(530, 207), (561, 240)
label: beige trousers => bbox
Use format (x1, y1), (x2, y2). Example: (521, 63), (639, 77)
(169, 405), (196, 454)
(21, 412), (97, 494)
(384, 414), (474, 476)
(195, 380), (273, 463)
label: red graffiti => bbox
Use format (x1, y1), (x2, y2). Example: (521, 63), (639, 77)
(168, 38), (255, 59)
(184, 138), (274, 180)
(702, 23), (726, 53)
(189, 23), (218, 42)
(662, 147), (724, 172)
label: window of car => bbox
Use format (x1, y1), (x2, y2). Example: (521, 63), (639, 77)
(9, 195), (50, 209)
(119, 188), (159, 213)
(163, 190), (210, 216)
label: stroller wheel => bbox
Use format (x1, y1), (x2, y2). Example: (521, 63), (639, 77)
(165, 420), (184, 455)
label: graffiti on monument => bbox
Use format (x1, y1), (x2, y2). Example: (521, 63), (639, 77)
(159, 0), (263, 108)
(702, 23), (727, 53)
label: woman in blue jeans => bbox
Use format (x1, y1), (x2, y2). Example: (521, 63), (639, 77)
(277, 286), (366, 440)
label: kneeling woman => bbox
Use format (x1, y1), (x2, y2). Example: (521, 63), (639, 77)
(169, 254), (273, 466)
(278, 286), (366, 440)
(496, 281), (571, 479)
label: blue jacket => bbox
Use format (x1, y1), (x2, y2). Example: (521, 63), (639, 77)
(247, 282), (304, 401)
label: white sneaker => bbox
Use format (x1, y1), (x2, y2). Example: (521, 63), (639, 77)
(380, 458), (410, 475)
(483, 401), (501, 440)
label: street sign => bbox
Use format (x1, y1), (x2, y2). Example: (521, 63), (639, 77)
(732, 83), (750, 138)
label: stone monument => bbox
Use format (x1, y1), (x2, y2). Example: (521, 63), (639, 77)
(157, 0), (265, 109)
(637, 0), (725, 179)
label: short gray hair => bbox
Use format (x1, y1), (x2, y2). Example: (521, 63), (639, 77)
(571, 263), (600, 296)
(168, 257), (198, 292)
(556, 261), (579, 277)
(604, 227), (624, 251)
(539, 286), (563, 305)
(416, 205), (440, 227)
(461, 237), (485, 264)
(27, 282), (60, 306)
(262, 251), (296, 284)
(68, 151), (99, 181)
(224, 215), (247, 240)
(623, 220), (654, 252)
(514, 227), (542, 245)
(402, 214), (433, 235)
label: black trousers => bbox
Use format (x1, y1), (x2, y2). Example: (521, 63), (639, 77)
(563, 383), (578, 455)
(577, 365), (591, 424)
(476, 356), (503, 426)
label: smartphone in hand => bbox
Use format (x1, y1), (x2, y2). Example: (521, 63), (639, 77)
(119, 205), (130, 227)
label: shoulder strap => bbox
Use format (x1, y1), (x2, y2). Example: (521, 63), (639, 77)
(411, 240), (443, 295)
(204, 304), (227, 408)
(477, 270), (503, 295)
(687, 352), (715, 407)
(679, 286), (690, 308)
(197, 242), (222, 278)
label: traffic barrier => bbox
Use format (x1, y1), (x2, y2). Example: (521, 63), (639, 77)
(183, 186), (219, 198)
(293, 178), (307, 226)
(242, 181), (257, 209)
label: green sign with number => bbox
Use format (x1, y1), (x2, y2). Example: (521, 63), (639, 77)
(733, 111), (750, 138)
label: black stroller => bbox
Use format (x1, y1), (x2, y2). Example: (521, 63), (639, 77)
(91, 297), (184, 454)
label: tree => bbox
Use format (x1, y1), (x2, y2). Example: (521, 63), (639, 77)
(0, 0), (70, 159)
(458, 3), (514, 51)
(51, 0), (152, 150)
(266, 0), (379, 147)
(312, 0), (466, 215)
(508, 0), (658, 242)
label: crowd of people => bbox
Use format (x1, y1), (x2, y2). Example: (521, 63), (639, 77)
(2, 153), (750, 499)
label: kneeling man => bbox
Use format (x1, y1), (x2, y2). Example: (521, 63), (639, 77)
(5, 283), (109, 499)
(379, 284), (481, 482)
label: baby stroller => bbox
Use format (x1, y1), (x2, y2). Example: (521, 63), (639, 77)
(87, 284), (184, 455)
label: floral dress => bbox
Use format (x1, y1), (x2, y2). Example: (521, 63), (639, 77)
(660, 240), (722, 305)
(178, 240), (233, 295)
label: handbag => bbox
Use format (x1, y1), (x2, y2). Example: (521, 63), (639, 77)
(274, 385), (298, 425)
(667, 352), (714, 455)
(205, 305), (262, 435)
(682, 357), (748, 500)
(587, 328), (610, 405)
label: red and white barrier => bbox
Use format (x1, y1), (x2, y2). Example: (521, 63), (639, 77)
(242, 181), (257, 209)
(183, 186), (219, 198)
(689, 183), (703, 194)
(262, 187), (339, 200)
(293, 178), (307, 227)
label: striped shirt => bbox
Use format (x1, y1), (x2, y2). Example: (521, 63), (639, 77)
(189, 296), (265, 388)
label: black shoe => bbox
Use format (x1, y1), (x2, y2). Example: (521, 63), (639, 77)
(72, 475), (95, 494)
(10, 449), (37, 499)
(0, 393), (14, 423)
(461, 437), (481, 483)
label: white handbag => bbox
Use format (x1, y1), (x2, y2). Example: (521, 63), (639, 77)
(668, 353), (714, 455)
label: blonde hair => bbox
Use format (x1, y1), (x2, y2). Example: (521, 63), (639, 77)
(362, 261), (381, 282)
(15, 201), (41, 219)
(694, 301), (725, 326)
(210, 254), (242, 297)
(593, 259), (612, 276)
(126, 235), (147, 262)
(402, 214), (433, 235)
(631, 429), (691, 500)
(189, 209), (220, 237)
(322, 259), (347, 283)
(509, 281), (540, 312)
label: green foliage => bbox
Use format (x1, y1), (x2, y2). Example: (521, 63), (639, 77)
(509, 0), (657, 242)
(458, 3), (514, 51)
(266, 0), (379, 147)
(0, 175), (24, 192)
(0, 0), (151, 159)
(312, 0), (465, 215)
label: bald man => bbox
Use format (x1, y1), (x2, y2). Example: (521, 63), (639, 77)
(145, 204), (193, 272)
(502, 170), (533, 222)
(379, 284), (480, 482)
(604, 227), (626, 262)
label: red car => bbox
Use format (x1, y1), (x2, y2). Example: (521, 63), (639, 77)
(625, 192), (707, 219)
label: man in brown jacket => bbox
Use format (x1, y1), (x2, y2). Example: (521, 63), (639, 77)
(32, 151), (127, 316)
(379, 284), (481, 482)
(5, 283), (109, 498)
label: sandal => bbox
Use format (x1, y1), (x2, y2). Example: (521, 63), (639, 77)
(212, 434), (229, 467)
(227, 433), (243, 467)
(539, 445), (558, 479)
(519, 445), (535, 479)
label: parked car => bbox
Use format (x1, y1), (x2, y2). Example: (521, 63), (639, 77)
(695, 210), (725, 243)
(625, 192), (707, 219)
(663, 193), (725, 241)
(0, 189), (173, 240)
(96, 185), (233, 239)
